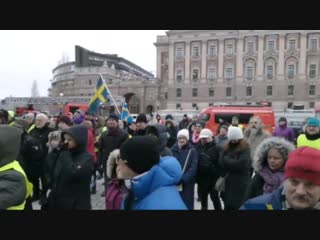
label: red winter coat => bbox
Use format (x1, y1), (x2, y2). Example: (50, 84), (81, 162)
(87, 128), (97, 163)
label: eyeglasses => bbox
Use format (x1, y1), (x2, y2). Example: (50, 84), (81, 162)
(250, 122), (258, 124)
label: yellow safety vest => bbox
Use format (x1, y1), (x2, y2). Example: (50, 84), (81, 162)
(0, 161), (33, 210)
(27, 124), (35, 134)
(9, 121), (15, 126)
(297, 134), (320, 150)
(228, 124), (244, 131)
(102, 126), (107, 133)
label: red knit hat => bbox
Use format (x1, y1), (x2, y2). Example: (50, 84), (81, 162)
(285, 147), (320, 186)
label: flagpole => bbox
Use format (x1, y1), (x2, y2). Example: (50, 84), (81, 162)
(99, 73), (121, 115)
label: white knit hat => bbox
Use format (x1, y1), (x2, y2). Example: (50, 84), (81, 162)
(199, 128), (213, 139)
(177, 129), (189, 140)
(227, 126), (243, 140)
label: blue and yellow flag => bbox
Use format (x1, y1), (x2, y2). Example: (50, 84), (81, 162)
(88, 77), (109, 115)
(120, 102), (130, 121)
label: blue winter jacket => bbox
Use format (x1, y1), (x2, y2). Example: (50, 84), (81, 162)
(121, 156), (187, 210)
(240, 186), (284, 210)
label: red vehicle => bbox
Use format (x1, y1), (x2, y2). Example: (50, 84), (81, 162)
(63, 103), (89, 115)
(15, 104), (38, 117)
(199, 105), (276, 135)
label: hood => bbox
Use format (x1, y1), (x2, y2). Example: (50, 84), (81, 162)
(107, 149), (120, 179)
(253, 137), (296, 172)
(0, 125), (22, 167)
(131, 156), (182, 200)
(165, 119), (176, 127)
(155, 124), (169, 148)
(64, 125), (88, 152)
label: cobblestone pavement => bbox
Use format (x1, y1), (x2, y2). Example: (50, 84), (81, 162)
(32, 179), (216, 210)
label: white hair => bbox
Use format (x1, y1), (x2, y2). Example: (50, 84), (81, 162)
(35, 113), (49, 122)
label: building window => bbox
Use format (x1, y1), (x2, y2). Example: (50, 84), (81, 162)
(209, 88), (214, 97)
(192, 88), (198, 97)
(246, 86), (252, 96)
(267, 41), (275, 51)
(165, 92), (167, 100)
(176, 69), (183, 82)
(209, 103), (213, 107)
(288, 65), (295, 78)
(309, 102), (315, 108)
(226, 67), (233, 81)
(266, 86), (273, 96)
(192, 46), (199, 57)
(208, 68), (216, 80)
(247, 42), (254, 53)
(226, 44), (234, 55)
(176, 103), (181, 109)
(310, 39), (317, 50)
(176, 88), (181, 98)
(309, 85), (316, 95)
(192, 103), (197, 108)
(287, 102), (293, 108)
(176, 47), (183, 57)
(309, 64), (317, 78)
(267, 65), (273, 79)
(289, 39), (296, 50)
(226, 87), (232, 97)
(288, 85), (294, 96)
(192, 69), (199, 81)
(88, 79), (92, 85)
(208, 46), (217, 57)
(246, 66), (253, 80)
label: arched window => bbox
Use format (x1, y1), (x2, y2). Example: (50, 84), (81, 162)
(244, 59), (256, 80)
(286, 57), (298, 79)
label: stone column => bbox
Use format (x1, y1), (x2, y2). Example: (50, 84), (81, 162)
(184, 41), (191, 84)
(277, 33), (285, 80)
(201, 40), (207, 83)
(218, 39), (224, 82)
(299, 32), (307, 80)
(257, 35), (264, 80)
(168, 42), (174, 85)
(236, 37), (243, 81)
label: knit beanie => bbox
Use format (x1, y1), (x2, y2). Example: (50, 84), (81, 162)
(57, 115), (72, 126)
(285, 147), (320, 186)
(107, 113), (119, 122)
(120, 136), (160, 174)
(227, 126), (244, 140)
(177, 129), (189, 140)
(307, 118), (320, 127)
(136, 113), (148, 123)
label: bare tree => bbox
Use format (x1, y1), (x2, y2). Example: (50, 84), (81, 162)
(31, 80), (40, 97)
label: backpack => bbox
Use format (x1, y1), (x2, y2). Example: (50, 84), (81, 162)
(106, 179), (126, 210)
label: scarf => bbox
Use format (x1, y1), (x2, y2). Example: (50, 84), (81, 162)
(192, 131), (201, 144)
(259, 166), (284, 194)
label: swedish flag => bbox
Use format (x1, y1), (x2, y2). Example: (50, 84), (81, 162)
(88, 77), (109, 115)
(121, 102), (130, 121)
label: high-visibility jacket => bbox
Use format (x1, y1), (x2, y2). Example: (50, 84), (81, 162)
(0, 160), (33, 210)
(27, 124), (35, 134)
(297, 134), (320, 150)
(228, 124), (244, 131)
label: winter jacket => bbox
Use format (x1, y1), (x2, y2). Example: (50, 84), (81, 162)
(99, 127), (128, 164)
(0, 125), (28, 210)
(215, 135), (228, 148)
(244, 126), (270, 159)
(179, 119), (190, 130)
(196, 139), (222, 188)
(121, 156), (187, 210)
(47, 125), (94, 209)
(240, 186), (284, 210)
(246, 137), (295, 200)
(273, 124), (295, 142)
(171, 142), (198, 210)
(297, 133), (320, 150)
(154, 124), (172, 157)
(219, 140), (252, 210)
(166, 119), (178, 148)
(86, 128), (97, 163)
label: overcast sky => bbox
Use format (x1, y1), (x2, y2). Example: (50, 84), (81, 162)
(0, 30), (167, 100)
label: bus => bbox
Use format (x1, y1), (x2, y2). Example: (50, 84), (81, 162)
(199, 105), (275, 135)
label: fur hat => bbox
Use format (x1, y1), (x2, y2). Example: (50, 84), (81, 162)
(227, 126), (243, 140)
(285, 147), (320, 186)
(120, 136), (160, 174)
(177, 129), (189, 140)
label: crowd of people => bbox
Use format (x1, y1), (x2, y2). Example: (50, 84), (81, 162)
(1, 107), (320, 210)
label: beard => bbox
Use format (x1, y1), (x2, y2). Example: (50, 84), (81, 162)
(250, 127), (258, 135)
